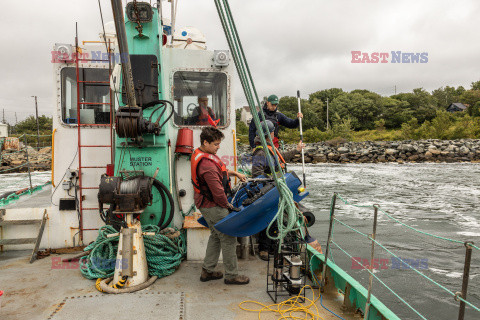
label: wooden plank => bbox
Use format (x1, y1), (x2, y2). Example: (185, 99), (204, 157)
(182, 213), (208, 229)
(0, 238), (37, 245)
(30, 210), (48, 263)
(0, 219), (42, 226)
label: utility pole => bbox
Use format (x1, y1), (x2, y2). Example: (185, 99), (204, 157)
(2, 108), (4, 124)
(326, 97), (330, 130)
(394, 85), (397, 95)
(31, 96), (40, 149)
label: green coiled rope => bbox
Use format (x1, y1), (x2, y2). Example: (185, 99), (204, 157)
(80, 225), (186, 280)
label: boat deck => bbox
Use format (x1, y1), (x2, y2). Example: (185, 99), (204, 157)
(0, 250), (359, 320)
(3, 185), (52, 209)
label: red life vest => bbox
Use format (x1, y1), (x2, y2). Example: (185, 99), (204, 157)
(197, 107), (219, 126)
(272, 136), (280, 148)
(191, 148), (231, 201)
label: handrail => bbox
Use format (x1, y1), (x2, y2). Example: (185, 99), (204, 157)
(331, 193), (480, 318)
(335, 193), (480, 251)
(51, 129), (57, 187)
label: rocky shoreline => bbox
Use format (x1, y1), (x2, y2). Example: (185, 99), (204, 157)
(0, 146), (52, 174)
(238, 139), (480, 164)
(2, 139), (480, 174)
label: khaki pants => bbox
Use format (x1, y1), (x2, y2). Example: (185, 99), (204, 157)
(200, 206), (238, 279)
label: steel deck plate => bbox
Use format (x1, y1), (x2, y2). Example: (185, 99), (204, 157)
(48, 291), (185, 320)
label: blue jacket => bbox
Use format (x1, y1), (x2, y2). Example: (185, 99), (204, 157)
(248, 107), (299, 148)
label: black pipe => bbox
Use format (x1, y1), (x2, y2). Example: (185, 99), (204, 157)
(152, 178), (174, 229)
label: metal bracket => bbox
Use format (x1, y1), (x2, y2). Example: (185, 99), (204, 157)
(454, 292), (463, 301)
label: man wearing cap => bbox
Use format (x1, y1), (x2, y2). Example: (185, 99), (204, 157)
(251, 120), (304, 260)
(248, 94), (303, 149)
(190, 96), (219, 126)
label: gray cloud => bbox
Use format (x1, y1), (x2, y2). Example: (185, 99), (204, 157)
(1, 0), (479, 123)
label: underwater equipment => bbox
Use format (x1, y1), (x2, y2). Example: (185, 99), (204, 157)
(197, 172), (310, 237)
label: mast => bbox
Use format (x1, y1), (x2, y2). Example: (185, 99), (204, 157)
(110, 0), (137, 107)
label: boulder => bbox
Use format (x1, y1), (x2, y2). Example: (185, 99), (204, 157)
(385, 149), (398, 155)
(39, 147), (52, 154)
(399, 144), (414, 152)
(337, 147), (349, 154)
(10, 160), (24, 166)
(459, 146), (470, 155)
(408, 154), (419, 161)
(312, 154), (327, 162)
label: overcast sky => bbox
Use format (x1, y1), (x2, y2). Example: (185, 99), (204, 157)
(1, 0), (479, 123)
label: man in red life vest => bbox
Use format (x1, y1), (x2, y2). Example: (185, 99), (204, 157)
(191, 126), (249, 284)
(191, 96), (219, 126)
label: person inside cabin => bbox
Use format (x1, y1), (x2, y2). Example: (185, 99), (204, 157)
(251, 120), (304, 261)
(190, 96), (219, 126)
(191, 126), (249, 284)
(248, 94), (303, 149)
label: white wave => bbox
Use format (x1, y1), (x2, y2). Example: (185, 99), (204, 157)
(456, 213), (480, 229)
(457, 231), (480, 237)
(430, 267), (463, 279)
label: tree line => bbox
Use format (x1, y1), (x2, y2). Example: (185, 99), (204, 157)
(237, 80), (480, 142)
(2, 115), (53, 148)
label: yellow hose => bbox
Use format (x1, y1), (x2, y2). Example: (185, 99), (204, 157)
(51, 129), (56, 187)
(239, 285), (325, 320)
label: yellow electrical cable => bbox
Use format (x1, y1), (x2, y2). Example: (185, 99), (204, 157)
(95, 278), (104, 292)
(239, 285), (325, 320)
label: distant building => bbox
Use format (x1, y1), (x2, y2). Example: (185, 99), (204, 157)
(446, 103), (467, 112)
(0, 123), (8, 138)
(240, 106), (252, 125)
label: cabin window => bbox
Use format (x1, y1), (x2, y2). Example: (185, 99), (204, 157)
(61, 67), (110, 125)
(173, 71), (228, 126)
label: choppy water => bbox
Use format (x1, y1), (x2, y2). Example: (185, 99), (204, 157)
(290, 163), (480, 320)
(1, 166), (479, 319)
(0, 171), (51, 195)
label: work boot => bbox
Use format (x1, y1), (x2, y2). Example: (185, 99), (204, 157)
(200, 268), (223, 282)
(224, 275), (250, 285)
(259, 251), (269, 261)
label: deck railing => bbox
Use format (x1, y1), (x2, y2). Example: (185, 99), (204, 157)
(321, 192), (479, 320)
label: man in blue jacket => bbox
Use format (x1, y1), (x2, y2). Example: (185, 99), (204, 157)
(248, 94), (303, 148)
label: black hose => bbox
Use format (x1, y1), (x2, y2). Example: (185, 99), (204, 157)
(152, 178), (167, 228)
(154, 100), (175, 129)
(148, 103), (166, 122)
(152, 178), (175, 229)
